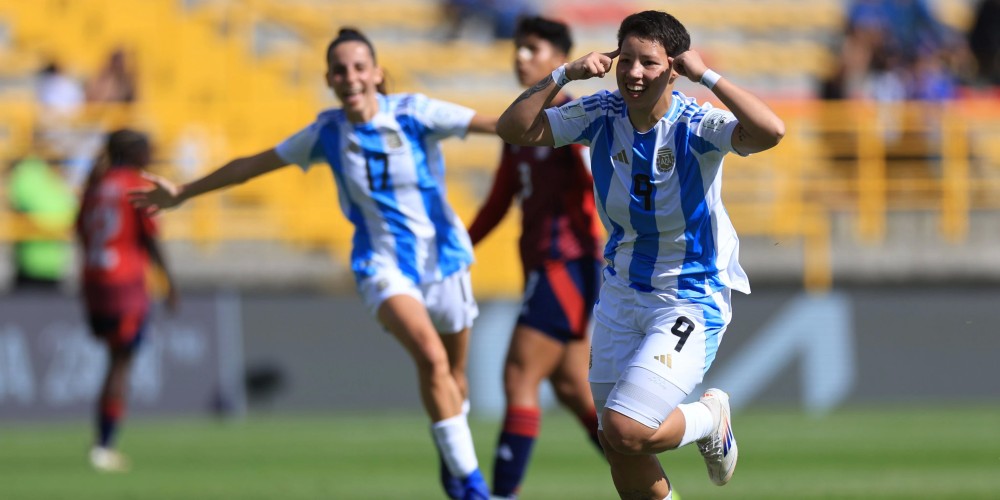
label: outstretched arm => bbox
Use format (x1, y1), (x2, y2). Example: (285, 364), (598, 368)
(498, 49), (619, 146)
(130, 148), (287, 215)
(467, 113), (498, 135)
(467, 152), (517, 246)
(671, 51), (785, 154)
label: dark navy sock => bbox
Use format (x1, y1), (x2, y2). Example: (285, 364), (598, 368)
(97, 397), (123, 448)
(492, 432), (536, 497)
(491, 406), (540, 498)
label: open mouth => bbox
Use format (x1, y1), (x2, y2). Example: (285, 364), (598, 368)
(341, 87), (365, 104)
(625, 83), (645, 98)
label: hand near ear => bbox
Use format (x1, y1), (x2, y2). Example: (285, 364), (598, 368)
(566, 48), (620, 81)
(669, 50), (710, 82)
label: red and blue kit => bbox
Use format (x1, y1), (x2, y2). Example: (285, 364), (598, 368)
(77, 168), (156, 347)
(468, 96), (603, 341)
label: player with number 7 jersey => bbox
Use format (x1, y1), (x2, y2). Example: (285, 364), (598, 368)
(128, 28), (497, 500)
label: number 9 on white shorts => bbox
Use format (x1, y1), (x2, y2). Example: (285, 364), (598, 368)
(589, 272), (733, 397)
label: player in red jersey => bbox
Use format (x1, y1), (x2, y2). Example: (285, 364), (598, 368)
(76, 129), (176, 472)
(467, 16), (604, 499)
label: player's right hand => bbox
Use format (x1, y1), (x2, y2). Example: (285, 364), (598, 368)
(129, 172), (183, 215)
(565, 49), (619, 81)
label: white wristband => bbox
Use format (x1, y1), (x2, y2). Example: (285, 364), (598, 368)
(551, 64), (571, 87)
(700, 69), (721, 89)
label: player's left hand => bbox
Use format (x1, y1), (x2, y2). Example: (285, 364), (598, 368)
(669, 51), (709, 83)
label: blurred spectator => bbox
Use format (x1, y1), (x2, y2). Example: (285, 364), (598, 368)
(6, 155), (78, 291)
(822, 0), (967, 101)
(968, 0), (1000, 85)
(846, 0), (952, 63)
(35, 61), (85, 115)
(34, 60), (85, 164)
(861, 47), (908, 102)
(85, 48), (138, 104)
(440, 0), (537, 40)
(33, 59), (100, 189)
(911, 48), (958, 100)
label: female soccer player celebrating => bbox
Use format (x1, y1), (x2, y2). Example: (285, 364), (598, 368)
(131, 28), (494, 500)
(497, 10), (785, 499)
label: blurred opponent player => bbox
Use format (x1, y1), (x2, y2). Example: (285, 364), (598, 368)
(497, 10), (785, 499)
(130, 28), (495, 500)
(77, 129), (177, 472)
(465, 16), (603, 499)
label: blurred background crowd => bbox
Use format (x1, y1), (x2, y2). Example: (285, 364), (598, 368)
(1, 0), (999, 296)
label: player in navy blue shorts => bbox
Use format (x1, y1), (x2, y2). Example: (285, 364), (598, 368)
(467, 16), (604, 499)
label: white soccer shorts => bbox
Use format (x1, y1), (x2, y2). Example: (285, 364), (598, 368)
(590, 268), (732, 427)
(358, 266), (479, 334)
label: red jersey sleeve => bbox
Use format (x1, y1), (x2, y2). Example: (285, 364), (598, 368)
(467, 144), (519, 246)
(134, 203), (158, 239)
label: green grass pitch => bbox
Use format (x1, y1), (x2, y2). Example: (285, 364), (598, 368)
(2, 405), (998, 499)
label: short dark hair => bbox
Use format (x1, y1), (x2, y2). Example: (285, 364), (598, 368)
(326, 27), (377, 68)
(617, 11), (690, 57)
(106, 129), (149, 167)
(515, 16), (573, 56)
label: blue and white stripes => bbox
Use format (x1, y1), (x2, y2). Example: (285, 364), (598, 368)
(545, 90), (750, 296)
(275, 93), (476, 285)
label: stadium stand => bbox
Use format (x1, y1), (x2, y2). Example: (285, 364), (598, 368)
(1, 0), (998, 295)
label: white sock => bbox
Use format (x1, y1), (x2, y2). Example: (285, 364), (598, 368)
(431, 413), (479, 477)
(677, 401), (715, 448)
(461, 399), (470, 416)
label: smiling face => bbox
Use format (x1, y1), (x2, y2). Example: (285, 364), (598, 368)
(326, 40), (383, 122)
(514, 33), (566, 87)
(616, 34), (675, 115)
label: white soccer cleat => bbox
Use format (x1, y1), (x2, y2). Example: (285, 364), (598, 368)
(89, 446), (130, 473)
(696, 388), (737, 486)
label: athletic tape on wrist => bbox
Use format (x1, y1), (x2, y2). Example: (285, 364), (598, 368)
(551, 64), (571, 87)
(700, 69), (721, 90)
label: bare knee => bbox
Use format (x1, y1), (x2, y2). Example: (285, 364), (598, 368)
(601, 410), (655, 455)
(550, 371), (592, 409)
(411, 340), (452, 380)
(503, 357), (541, 403)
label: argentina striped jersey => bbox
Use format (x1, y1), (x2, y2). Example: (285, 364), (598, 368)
(276, 93), (476, 285)
(544, 90), (750, 295)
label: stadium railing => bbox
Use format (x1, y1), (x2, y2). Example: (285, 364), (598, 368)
(1, 0), (996, 295)
(4, 99), (1000, 295)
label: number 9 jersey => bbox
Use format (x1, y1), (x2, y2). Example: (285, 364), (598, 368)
(276, 93), (476, 287)
(545, 90), (750, 296)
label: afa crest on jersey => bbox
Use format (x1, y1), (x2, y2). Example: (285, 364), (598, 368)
(382, 130), (403, 149)
(656, 146), (675, 173)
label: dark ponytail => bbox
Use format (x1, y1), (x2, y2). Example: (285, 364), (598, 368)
(106, 129), (150, 167)
(82, 129), (149, 196)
